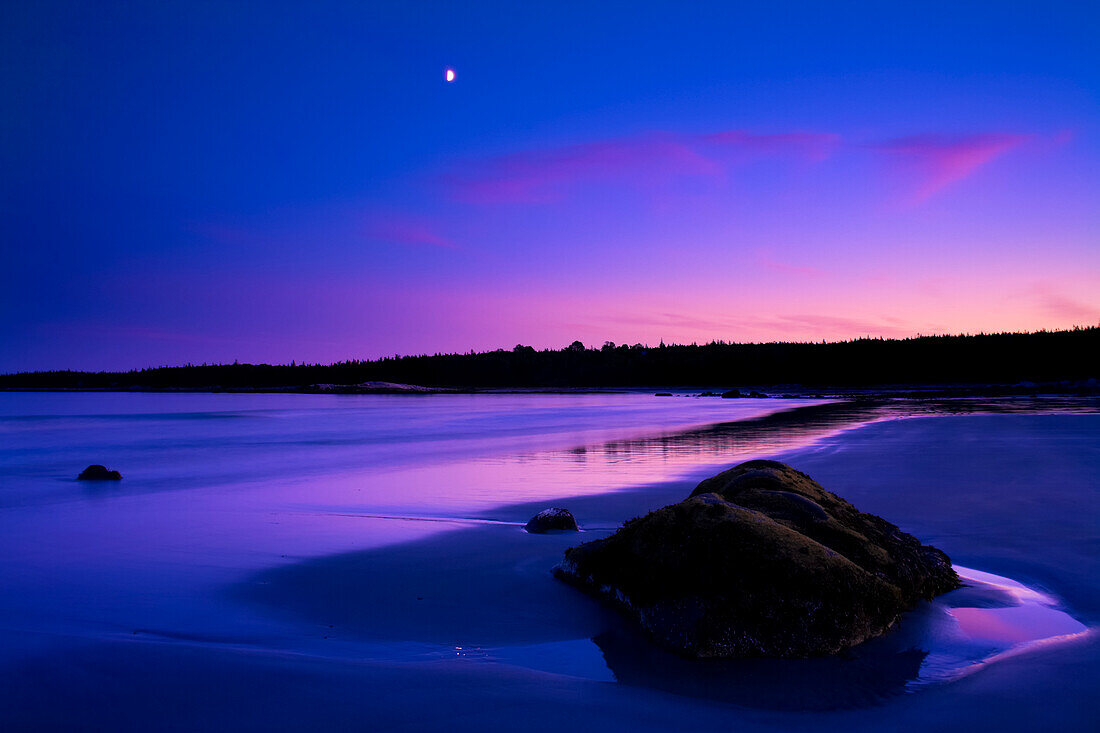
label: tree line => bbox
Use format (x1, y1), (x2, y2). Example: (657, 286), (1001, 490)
(2, 327), (1097, 391)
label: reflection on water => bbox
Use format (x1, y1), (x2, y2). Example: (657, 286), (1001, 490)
(590, 566), (1090, 711)
(540, 397), (1100, 468)
(3, 393), (1094, 519)
(0, 392), (828, 513)
(480, 398), (1100, 512)
(593, 628), (929, 711)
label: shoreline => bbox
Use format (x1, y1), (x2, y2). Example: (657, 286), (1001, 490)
(2, 382), (1099, 400)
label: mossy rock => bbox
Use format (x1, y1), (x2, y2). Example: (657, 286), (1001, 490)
(554, 460), (958, 658)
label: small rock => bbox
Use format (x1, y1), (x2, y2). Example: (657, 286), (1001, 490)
(525, 508), (579, 533)
(720, 389), (742, 398)
(78, 464), (122, 481)
(654, 392), (673, 397)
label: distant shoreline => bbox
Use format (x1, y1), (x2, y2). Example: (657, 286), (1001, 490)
(1, 381), (1098, 400)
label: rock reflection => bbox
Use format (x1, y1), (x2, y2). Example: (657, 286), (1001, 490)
(591, 563), (1092, 711)
(593, 626), (929, 711)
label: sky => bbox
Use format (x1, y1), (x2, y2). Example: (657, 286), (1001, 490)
(2, 1), (1098, 371)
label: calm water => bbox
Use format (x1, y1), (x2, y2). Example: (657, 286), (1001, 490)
(1, 392), (1097, 726)
(0, 392), (832, 512)
(0, 393), (827, 649)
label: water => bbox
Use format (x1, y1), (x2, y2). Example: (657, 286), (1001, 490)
(0, 392), (829, 510)
(0, 392), (1097, 728)
(0, 392), (825, 650)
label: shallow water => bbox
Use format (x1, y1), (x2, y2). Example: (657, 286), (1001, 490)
(0, 393), (825, 652)
(0, 392), (832, 511)
(0, 392), (1097, 729)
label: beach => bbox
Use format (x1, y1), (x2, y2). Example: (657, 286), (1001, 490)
(0, 393), (1097, 730)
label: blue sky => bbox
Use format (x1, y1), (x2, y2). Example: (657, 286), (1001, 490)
(2, 1), (1098, 370)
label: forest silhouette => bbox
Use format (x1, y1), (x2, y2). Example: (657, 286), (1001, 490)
(2, 327), (1097, 393)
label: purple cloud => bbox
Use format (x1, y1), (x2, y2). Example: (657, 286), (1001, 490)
(871, 133), (1030, 202)
(444, 129), (839, 205)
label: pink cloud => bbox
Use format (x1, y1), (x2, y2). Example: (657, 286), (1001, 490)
(601, 311), (741, 332)
(770, 314), (921, 339)
(362, 215), (458, 249)
(872, 133), (1030, 202)
(1029, 283), (1098, 325)
(591, 309), (924, 342)
(445, 129), (839, 205)
(1040, 293), (1098, 325)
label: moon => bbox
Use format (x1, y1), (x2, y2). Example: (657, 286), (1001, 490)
(445, 68), (455, 82)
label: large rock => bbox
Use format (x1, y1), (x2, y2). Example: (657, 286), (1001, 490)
(525, 508), (579, 533)
(554, 460), (958, 658)
(77, 464), (122, 481)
